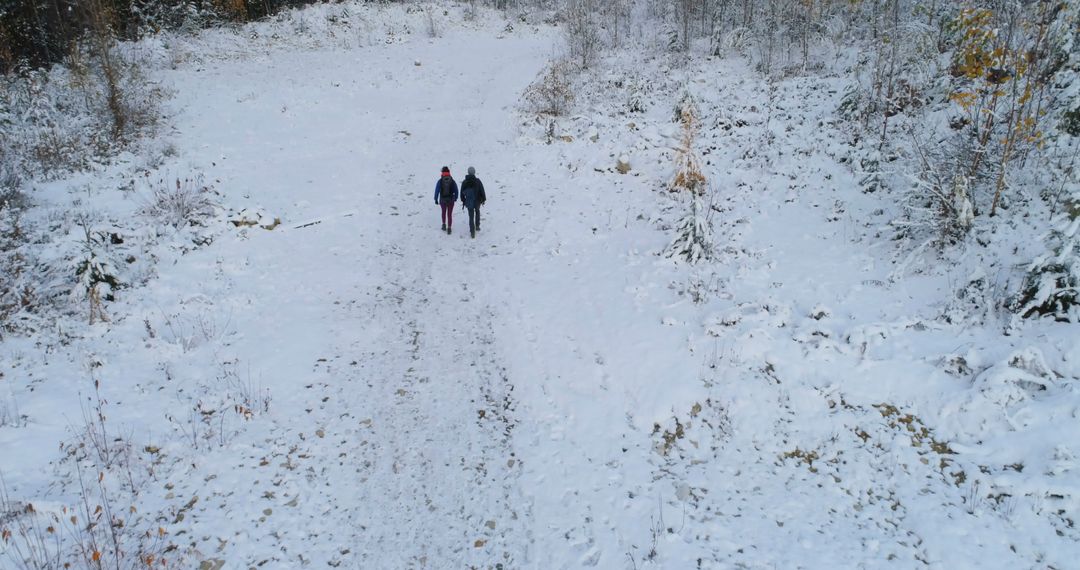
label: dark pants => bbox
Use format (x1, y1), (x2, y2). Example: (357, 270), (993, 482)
(467, 206), (480, 233)
(440, 202), (454, 229)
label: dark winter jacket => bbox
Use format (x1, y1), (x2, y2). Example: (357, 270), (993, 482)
(434, 174), (458, 205)
(460, 175), (486, 209)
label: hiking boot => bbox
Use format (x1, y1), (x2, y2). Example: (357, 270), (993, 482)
(441, 223), (446, 231)
(447, 227), (452, 235)
(471, 230), (475, 238)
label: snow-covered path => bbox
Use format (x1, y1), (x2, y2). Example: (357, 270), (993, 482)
(141, 22), (554, 567)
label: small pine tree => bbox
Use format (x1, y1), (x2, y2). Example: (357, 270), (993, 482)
(73, 228), (121, 324)
(625, 78), (646, 114)
(1011, 216), (1080, 321)
(665, 193), (714, 264)
(75, 250), (120, 324)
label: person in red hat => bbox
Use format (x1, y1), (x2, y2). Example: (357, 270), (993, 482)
(434, 166), (458, 234)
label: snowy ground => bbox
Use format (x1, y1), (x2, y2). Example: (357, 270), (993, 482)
(2, 3), (1079, 569)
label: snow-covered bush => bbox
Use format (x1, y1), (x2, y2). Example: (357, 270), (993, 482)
(0, 161), (24, 213)
(523, 59), (576, 117)
(0, 164), (36, 335)
(899, 132), (980, 244)
(140, 175), (218, 229)
(0, 39), (165, 179)
(942, 267), (995, 325)
(129, 0), (218, 35)
(712, 26), (753, 57)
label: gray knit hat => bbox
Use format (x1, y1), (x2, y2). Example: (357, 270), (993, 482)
(467, 166), (476, 176)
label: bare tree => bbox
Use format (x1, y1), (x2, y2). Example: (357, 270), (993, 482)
(79, 0), (126, 140)
(565, 0), (603, 67)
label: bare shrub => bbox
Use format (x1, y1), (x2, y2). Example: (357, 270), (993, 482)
(158, 307), (232, 353)
(902, 132), (978, 244)
(77, 374), (132, 470)
(0, 392), (26, 428)
(166, 397), (243, 450)
(523, 59), (576, 117)
(115, 62), (166, 138)
(140, 175), (217, 228)
(219, 360), (271, 420)
(425, 8), (439, 38)
(1, 465), (175, 569)
(564, 0), (602, 68)
(1, 372), (178, 568)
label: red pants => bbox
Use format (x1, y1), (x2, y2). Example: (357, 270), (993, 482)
(441, 202), (454, 228)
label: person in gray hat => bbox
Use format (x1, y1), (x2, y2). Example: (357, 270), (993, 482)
(459, 166), (487, 239)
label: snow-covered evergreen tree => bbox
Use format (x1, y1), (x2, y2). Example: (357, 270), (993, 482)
(73, 228), (121, 324)
(665, 192), (714, 264)
(1011, 216), (1080, 321)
